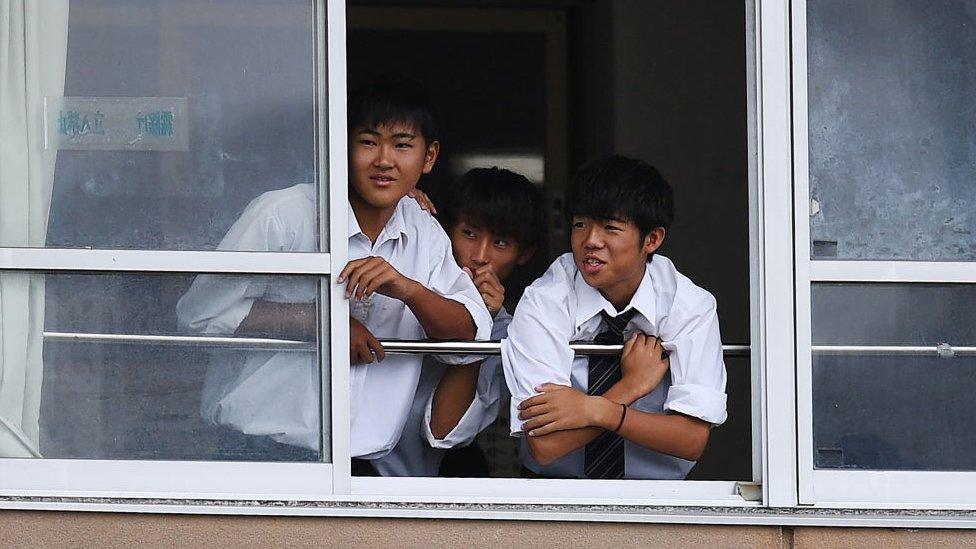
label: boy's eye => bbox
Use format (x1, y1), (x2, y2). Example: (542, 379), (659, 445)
(572, 221), (585, 229)
(358, 138), (376, 147)
(605, 224), (622, 232)
(494, 239), (510, 248)
(462, 228), (476, 238)
(395, 142), (414, 149)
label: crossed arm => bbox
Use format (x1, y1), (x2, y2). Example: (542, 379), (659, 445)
(517, 334), (711, 465)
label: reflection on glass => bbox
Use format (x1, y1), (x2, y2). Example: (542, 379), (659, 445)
(807, 0), (976, 261)
(0, 272), (326, 462)
(2, 0), (320, 251)
(812, 282), (976, 471)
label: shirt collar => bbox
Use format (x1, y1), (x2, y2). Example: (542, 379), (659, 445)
(347, 198), (410, 243)
(573, 262), (657, 332)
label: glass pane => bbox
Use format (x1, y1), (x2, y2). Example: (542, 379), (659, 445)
(807, 0), (976, 261)
(0, 271), (327, 462)
(812, 283), (976, 471)
(2, 0), (322, 251)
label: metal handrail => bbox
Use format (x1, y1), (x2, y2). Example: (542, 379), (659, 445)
(812, 344), (976, 357)
(43, 331), (751, 357)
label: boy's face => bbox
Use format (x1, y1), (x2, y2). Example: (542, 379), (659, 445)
(449, 220), (532, 282)
(349, 122), (439, 211)
(570, 214), (664, 307)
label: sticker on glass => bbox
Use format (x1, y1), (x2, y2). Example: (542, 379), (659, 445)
(45, 97), (189, 151)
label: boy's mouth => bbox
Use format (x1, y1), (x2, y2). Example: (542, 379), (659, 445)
(580, 255), (606, 275)
(370, 175), (397, 187)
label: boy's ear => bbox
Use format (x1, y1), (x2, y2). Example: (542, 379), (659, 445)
(516, 246), (536, 266)
(422, 140), (440, 174)
(642, 227), (666, 255)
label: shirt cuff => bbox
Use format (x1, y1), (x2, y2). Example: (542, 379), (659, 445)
(422, 393), (481, 449)
(663, 383), (728, 426)
(508, 398), (525, 436)
(451, 292), (494, 340)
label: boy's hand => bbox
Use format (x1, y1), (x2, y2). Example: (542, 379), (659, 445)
(338, 257), (418, 301)
(350, 317), (385, 365)
(517, 383), (620, 436)
(620, 333), (670, 397)
(406, 187), (437, 214)
(464, 264), (505, 317)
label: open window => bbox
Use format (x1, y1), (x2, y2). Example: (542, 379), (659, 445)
(2, 0), (770, 509)
(344, 1), (759, 502)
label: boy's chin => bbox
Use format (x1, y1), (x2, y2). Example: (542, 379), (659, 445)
(352, 187), (407, 211)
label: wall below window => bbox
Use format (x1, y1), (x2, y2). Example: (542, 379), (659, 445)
(2, 511), (975, 547)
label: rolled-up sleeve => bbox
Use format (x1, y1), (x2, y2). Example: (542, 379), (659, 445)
(660, 291), (728, 426)
(424, 228), (493, 365)
(422, 357), (505, 448)
(176, 198), (286, 335)
(502, 282), (575, 435)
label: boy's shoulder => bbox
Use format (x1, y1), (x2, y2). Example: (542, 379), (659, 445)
(515, 253), (579, 316)
(648, 254), (717, 314)
(395, 196), (442, 231)
(244, 183), (316, 220)
(394, 196), (451, 247)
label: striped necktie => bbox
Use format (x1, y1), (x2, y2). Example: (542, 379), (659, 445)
(583, 309), (637, 480)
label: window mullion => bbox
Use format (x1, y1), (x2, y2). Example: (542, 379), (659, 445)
(323, 0), (351, 495)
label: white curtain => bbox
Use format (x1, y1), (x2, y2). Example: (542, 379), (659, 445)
(0, 0), (69, 457)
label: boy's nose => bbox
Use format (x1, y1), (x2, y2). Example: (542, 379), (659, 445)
(373, 144), (395, 167)
(583, 227), (603, 248)
(471, 240), (490, 265)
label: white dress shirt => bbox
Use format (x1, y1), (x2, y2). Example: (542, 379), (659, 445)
(373, 308), (511, 476)
(501, 253), (727, 479)
(177, 184), (321, 450)
(177, 184), (493, 458)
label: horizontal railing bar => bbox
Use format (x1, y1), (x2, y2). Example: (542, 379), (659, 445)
(43, 331), (313, 351)
(42, 332), (751, 357)
(812, 345), (976, 357)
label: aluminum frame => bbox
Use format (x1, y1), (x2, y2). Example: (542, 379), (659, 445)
(0, 0), (340, 500)
(791, 0), (976, 509)
(756, 0), (799, 509)
(0, 0), (773, 512)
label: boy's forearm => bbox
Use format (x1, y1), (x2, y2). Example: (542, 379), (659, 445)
(524, 380), (645, 465)
(529, 408), (711, 466)
(402, 281), (477, 339)
(429, 362), (480, 439)
(235, 301), (316, 339)
(615, 410), (711, 461)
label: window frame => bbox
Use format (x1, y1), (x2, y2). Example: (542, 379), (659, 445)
(333, 0), (772, 507)
(791, 0), (976, 510)
(0, 0), (779, 510)
(0, 0), (345, 500)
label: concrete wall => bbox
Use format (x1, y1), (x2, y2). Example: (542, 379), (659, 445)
(3, 511), (976, 548)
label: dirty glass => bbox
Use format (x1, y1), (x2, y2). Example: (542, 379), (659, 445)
(807, 0), (976, 261)
(812, 283), (976, 470)
(2, 0), (322, 251)
(0, 271), (328, 462)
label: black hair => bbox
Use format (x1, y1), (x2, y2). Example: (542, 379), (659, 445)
(567, 155), (674, 250)
(348, 74), (441, 144)
(440, 167), (546, 251)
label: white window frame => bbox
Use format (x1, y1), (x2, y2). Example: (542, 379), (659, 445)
(0, 0), (786, 511)
(791, 0), (976, 510)
(0, 0), (348, 501)
(338, 0), (780, 508)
